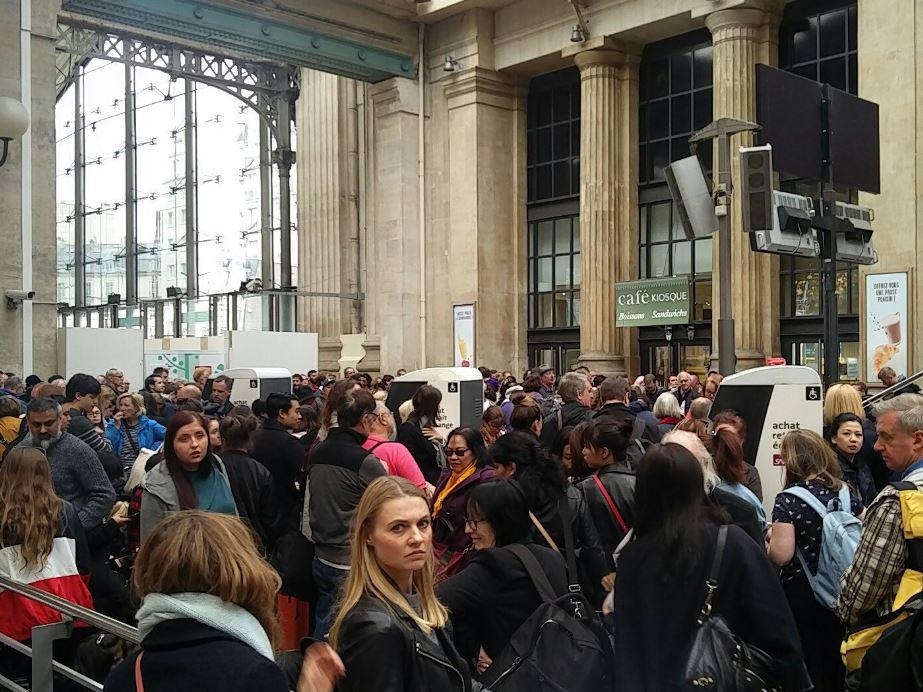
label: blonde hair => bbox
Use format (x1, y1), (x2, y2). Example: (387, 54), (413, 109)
(329, 476), (448, 649)
(117, 392), (146, 417)
(133, 511), (281, 647)
(398, 399), (414, 424)
(779, 429), (843, 491)
(0, 447), (61, 570)
(823, 383), (865, 427)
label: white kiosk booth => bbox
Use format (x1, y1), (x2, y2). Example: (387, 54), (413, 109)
(202, 367), (293, 407)
(710, 365), (824, 513)
(386, 367), (485, 432)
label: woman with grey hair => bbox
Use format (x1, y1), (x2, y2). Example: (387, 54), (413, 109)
(664, 427), (764, 545)
(653, 392), (683, 436)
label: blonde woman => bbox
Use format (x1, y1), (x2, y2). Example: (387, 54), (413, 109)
(103, 511), (288, 691)
(822, 383), (866, 428)
(329, 476), (472, 691)
(106, 392), (166, 474)
(767, 429), (860, 692)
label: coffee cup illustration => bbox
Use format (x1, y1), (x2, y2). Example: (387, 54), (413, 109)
(881, 313), (902, 344)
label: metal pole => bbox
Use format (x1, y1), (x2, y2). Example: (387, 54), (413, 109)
(276, 97), (293, 289)
(717, 132), (736, 376)
(184, 81), (198, 297)
(74, 67), (85, 307)
(30, 621), (71, 692)
(124, 56), (137, 304)
(258, 98), (272, 289)
(821, 188), (839, 387)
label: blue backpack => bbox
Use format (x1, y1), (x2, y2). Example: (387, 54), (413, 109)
(782, 485), (862, 609)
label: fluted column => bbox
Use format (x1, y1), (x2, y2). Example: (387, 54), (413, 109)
(568, 38), (639, 377)
(706, 3), (783, 369)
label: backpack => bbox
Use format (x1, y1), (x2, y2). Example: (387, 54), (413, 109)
(852, 593), (923, 692)
(479, 496), (615, 692)
(782, 485), (862, 609)
(624, 416), (650, 470)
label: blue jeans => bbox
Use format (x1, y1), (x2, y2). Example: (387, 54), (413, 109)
(312, 558), (348, 640)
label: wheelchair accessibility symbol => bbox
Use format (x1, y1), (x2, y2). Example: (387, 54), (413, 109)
(805, 386), (821, 401)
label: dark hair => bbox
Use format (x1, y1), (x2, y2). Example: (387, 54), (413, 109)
(298, 404), (319, 431)
(445, 427), (489, 469)
(827, 412), (864, 442)
(321, 379), (359, 431)
(153, 367), (168, 376)
(163, 411), (213, 510)
(710, 424), (746, 485)
(408, 385), (442, 426)
(141, 392), (164, 416)
(467, 480), (531, 546)
(229, 404), (253, 417)
(592, 375), (606, 388)
(177, 398), (204, 413)
(568, 423), (592, 480)
(143, 374), (161, 392)
(26, 397), (61, 417)
(265, 392), (297, 420)
(581, 414), (633, 461)
(713, 410), (747, 445)
(633, 443), (723, 572)
(509, 392), (542, 433)
(64, 374), (101, 402)
(482, 405), (503, 425)
(251, 399), (267, 417)
(213, 375), (232, 388)
(338, 389), (376, 429)
(597, 377), (629, 403)
(488, 432), (566, 509)
(550, 424), (574, 460)
(219, 414), (259, 451)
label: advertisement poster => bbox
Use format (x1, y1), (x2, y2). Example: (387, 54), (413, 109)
(615, 277), (691, 327)
(453, 304), (475, 368)
(865, 272), (909, 380)
(144, 351), (226, 382)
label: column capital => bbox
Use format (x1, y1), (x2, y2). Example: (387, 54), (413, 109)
(702, 0), (786, 35)
(444, 66), (525, 112)
(563, 36), (638, 72)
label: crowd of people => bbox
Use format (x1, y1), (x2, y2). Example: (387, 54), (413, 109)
(0, 361), (921, 690)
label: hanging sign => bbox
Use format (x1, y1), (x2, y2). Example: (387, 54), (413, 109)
(615, 276), (691, 327)
(865, 272), (910, 380)
(453, 304), (475, 368)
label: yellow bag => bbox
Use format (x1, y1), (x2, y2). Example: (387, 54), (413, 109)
(841, 483), (923, 671)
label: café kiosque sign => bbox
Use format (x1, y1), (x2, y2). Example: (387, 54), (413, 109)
(615, 276), (691, 327)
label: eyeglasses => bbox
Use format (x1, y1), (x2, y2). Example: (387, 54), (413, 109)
(464, 517), (487, 532)
(445, 448), (470, 458)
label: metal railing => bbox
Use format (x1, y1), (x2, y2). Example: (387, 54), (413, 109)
(863, 369), (923, 409)
(0, 575), (139, 692)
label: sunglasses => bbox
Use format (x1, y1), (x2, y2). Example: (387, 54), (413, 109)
(445, 448), (470, 458)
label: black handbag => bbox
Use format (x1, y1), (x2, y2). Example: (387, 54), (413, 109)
(270, 529), (316, 603)
(683, 525), (781, 691)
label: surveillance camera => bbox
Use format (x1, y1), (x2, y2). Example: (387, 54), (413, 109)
(5, 290), (34, 301)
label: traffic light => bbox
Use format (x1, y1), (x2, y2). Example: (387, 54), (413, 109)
(739, 144), (774, 233)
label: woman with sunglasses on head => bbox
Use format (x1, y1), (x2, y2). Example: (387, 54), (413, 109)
(329, 476), (473, 692)
(436, 479), (567, 675)
(430, 427), (495, 580)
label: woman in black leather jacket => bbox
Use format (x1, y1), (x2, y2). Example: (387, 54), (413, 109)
(488, 432), (608, 606)
(329, 476), (475, 692)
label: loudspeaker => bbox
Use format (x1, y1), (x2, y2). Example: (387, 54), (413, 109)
(740, 144), (774, 233)
(664, 155), (719, 240)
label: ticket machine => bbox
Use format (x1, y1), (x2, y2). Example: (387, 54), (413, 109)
(386, 367), (485, 432)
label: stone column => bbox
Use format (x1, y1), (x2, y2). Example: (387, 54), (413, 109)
(705, 3), (783, 369)
(367, 77), (422, 374)
(565, 37), (639, 378)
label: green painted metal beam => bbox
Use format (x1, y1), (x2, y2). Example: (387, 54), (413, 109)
(61, 0), (416, 82)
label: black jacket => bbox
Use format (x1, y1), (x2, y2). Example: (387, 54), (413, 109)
(596, 402), (660, 445)
(710, 486), (764, 545)
(103, 619), (288, 692)
(397, 421), (442, 485)
(529, 485), (608, 606)
(672, 386), (697, 413)
(437, 543), (567, 662)
(336, 594), (472, 692)
(577, 462), (636, 566)
(251, 419), (305, 527)
(538, 400), (593, 451)
(612, 523), (810, 692)
(221, 450), (281, 552)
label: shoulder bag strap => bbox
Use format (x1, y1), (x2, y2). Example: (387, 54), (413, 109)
(592, 474), (629, 533)
(556, 407), (563, 431)
(630, 416), (647, 457)
(367, 440), (388, 453)
(837, 485), (853, 513)
(134, 651), (145, 692)
(698, 525), (728, 625)
(506, 544), (558, 603)
(557, 491), (581, 593)
(890, 482), (923, 572)
(529, 511), (560, 553)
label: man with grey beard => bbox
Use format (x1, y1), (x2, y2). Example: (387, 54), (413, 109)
(22, 397), (115, 530)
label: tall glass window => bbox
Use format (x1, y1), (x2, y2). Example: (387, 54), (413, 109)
(527, 215), (580, 329)
(527, 69), (580, 204)
(55, 84), (76, 306)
